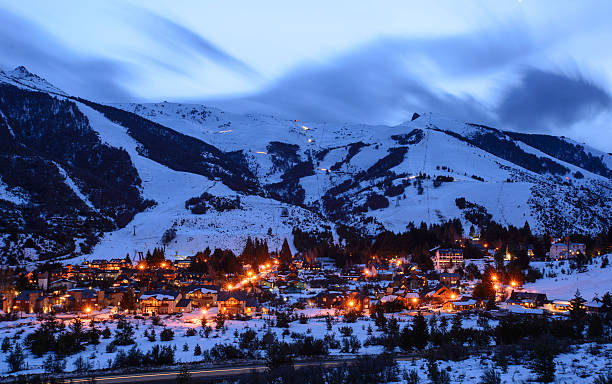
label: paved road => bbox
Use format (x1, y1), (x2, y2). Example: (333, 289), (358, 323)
(69, 360), (356, 383)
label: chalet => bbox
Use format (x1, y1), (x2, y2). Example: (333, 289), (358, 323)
(176, 298), (192, 313)
(0, 292), (15, 313)
(139, 290), (182, 315)
(444, 296), (478, 311)
(507, 291), (547, 308)
(67, 288), (105, 311)
(217, 291), (257, 316)
(14, 290), (49, 313)
(185, 285), (219, 308)
(426, 285), (457, 304)
(432, 248), (464, 272)
(404, 292), (421, 309)
(49, 278), (77, 291)
(550, 300), (571, 312)
(439, 272), (461, 287)
(315, 292), (345, 309)
(346, 292), (371, 311)
(405, 273), (427, 290)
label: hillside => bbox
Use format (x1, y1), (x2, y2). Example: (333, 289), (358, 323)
(0, 66), (610, 263)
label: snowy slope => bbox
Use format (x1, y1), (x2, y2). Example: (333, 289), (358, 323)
(113, 102), (611, 236)
(526, 256), (612, 301)
(76, 103), (331, 260)
(0, 66), (67, 96)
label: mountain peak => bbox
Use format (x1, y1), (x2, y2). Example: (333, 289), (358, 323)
(0, 65), (67, 96)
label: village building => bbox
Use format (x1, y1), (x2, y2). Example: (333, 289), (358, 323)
(217, 291), (257, 316)
(432, 248), (464, 272)
(139, 290), (182, 315)
(439, 272), (461, 287)
(185, 285), (219, 308)
(549, 242), (586, 260)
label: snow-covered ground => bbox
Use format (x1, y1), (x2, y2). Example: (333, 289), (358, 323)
(395, 343), (612, 383)
(526, 256), (612, 302)
(1, 310), (610, 381)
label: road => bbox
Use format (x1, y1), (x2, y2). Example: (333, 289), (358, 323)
(69, 360), (359, 383)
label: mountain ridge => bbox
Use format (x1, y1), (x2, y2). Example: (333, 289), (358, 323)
(0, 67), (610, 264)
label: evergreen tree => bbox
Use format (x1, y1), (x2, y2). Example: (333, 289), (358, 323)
(279, 238), (293, 265)
(121, 288), (138, 311)
(412, 312), (429, 349)
(530, 344), (555, 383)
(5, 343), (24, 372)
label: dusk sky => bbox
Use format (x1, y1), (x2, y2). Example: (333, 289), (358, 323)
(1, 0), (611, 151)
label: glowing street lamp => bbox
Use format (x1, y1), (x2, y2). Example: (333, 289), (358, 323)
(348, 300), (355, 308)
(247, 271), (253, 277)
(491, 275), (497, 282)
(510, 281), (517, 287)
(201, 308), (207, 315)
(227, 284), (233, 290)
(138, 264), (144, 270)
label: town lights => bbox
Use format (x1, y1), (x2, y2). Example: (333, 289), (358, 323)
(227, 284), (233, 290)
(510, 281), (517, 287)
(450, 293), (457, 300)
(201, 308), (207, 315)
(160, 262), (166, 268)
(348, 300), (355, 308)
(138, 264), (144, 270)
(247, 271), (253, 277)
(412, 298), (418, 303)
(266, 263), (271, 268)
(85, 307), (91, 314)
(491, 275), (497, 281)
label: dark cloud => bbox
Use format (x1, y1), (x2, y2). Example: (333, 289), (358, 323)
(0, 8), (134, 101)
(496, 68), (612, 131)
(238, 42), (490, 124)
(136, 9), (257, 77)
(214, 25), (536, 124)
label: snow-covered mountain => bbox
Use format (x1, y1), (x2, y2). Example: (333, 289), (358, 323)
(0, 67), (610, 264)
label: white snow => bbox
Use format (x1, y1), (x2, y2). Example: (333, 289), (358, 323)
(525, 256), (612, 301)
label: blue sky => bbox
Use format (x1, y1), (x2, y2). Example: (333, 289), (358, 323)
(1, 0), (611, 151)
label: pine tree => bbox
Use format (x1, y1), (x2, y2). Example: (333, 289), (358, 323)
(530, 344), (555, 383)
(412, 312), (429, 349)
(279, 238), (292, 265)
(121, 288), (137, 311)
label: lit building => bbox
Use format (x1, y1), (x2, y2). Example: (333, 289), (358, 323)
(549, 242), (586, 260)
(432, 248), (464, 272)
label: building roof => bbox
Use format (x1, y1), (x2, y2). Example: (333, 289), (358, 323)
(217, 291), (248, 302)
(140, 290), (179, 301)
(176, 299), (191, 308)
(15, 290), (42, 300)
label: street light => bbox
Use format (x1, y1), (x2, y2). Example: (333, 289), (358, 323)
(510, 281), (517, 287)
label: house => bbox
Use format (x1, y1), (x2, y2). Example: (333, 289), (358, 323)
(432, 248), (464, 272)
(404, 292), (421, 309)
(176, 299), (192, 313)
(217, 291), (256, 316)
(139, 290), (182, 315)
(185, 285), (219, 308)
(444, 296), (478, 311)
(549, 242), (586, 260)
(439, 272), (461, 287)
(405, 273), (427, 290)
(426, 285), (457, 304)
(315, 292), (345, 309)
(507, 291), (547, 308)
(13, 290), (49, 313)
(550, 300), (571, 312)
(67, 288), (105, 312)
(49, 278), (78, 291)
